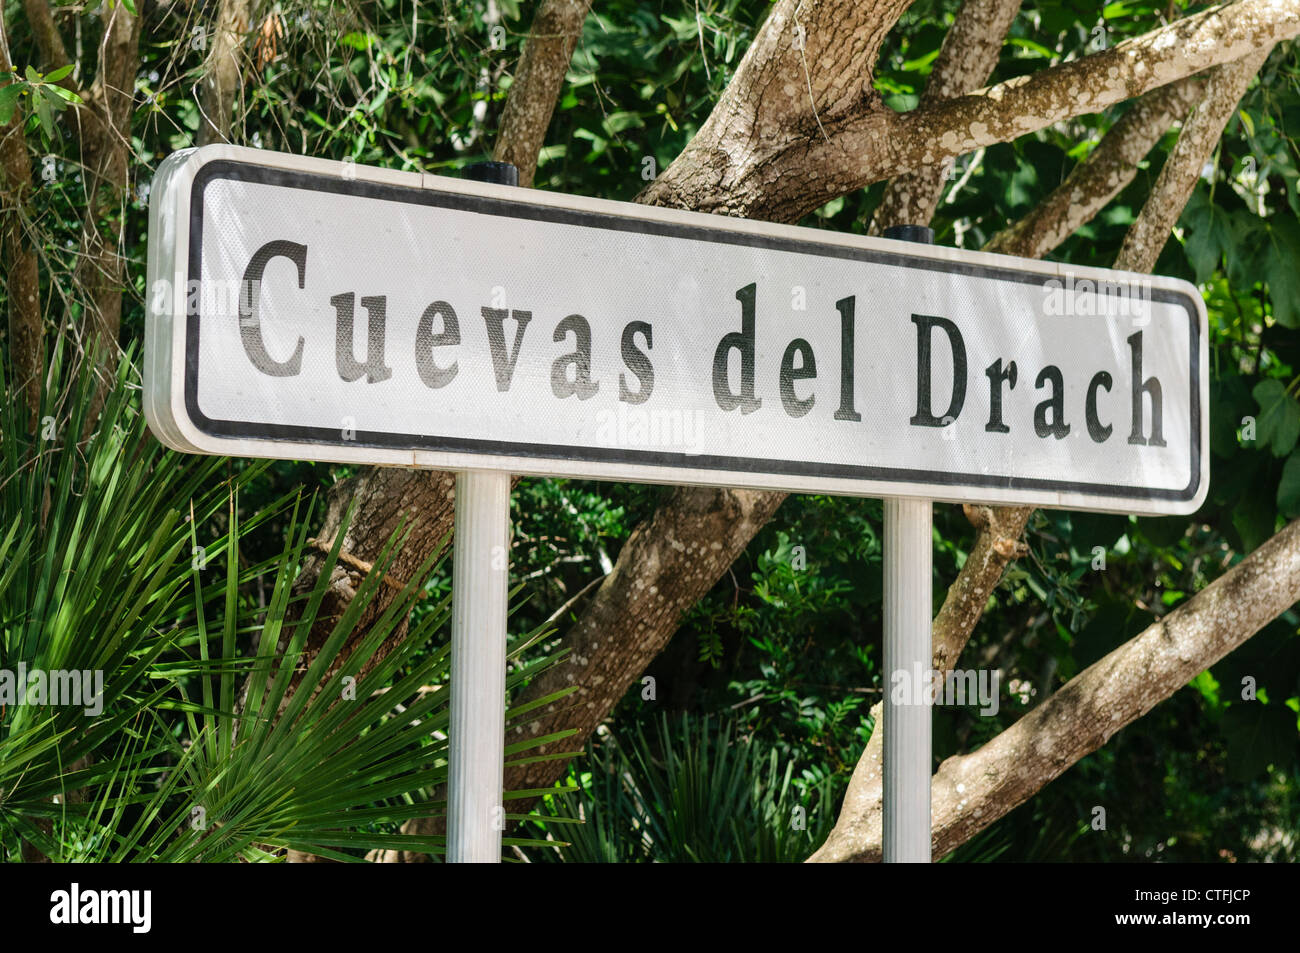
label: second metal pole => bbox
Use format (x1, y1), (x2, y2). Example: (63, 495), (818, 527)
(447, 470), (511, 863)
(882, 497), (933, 863)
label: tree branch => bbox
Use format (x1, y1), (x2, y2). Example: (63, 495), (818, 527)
(818, 515), (1300, 862)
(196, 0), (254, 147)
(432, 0), (1012, 852)
(369, 482), (785, 862)
(21, 0), (70, 78)
(327, 2), (1285, 859)
(1, 7), (43, 419)
(1118, 46), (1272, 264)
(643, 0), (1300, 221)
(985, 75), (1204, 256)
(885, 0), (1294, 174)
(492, 0), (594, 186)
(870, 0), (1023, 233)
(810, 46), (1274, 863)
(375, 1), (1288, 862)
(73, 0), (140, 357)
(637, 0), (914, 220)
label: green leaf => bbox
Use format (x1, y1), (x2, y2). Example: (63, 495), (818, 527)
(1232, 490), (1276, 553)
(1262, 217), (1300, 328)
(1181, 190), (1233, 285)
(340, 32), (375, 51)
(1006, 37), (1056, 59)
(1224, 209), (1264, 290)
(883, 92), (919, 112)
(1252, 378), (1300, 457)
(1279, 451), (1300, 518)
(1237, 108), (1255, 138)
(601, 110), (645, 134)
(1211, 373), (1253, 459)
(44, 64), (73, 84)
(1069, 512), (1130, 550)
(38, 85), (68, 115)
(34, 93), (53, 139)
(0, 84), (21, 125)
(1189, 669), (1221, 710)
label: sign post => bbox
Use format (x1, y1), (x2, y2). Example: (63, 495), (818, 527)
(447, 468), (511, 862)
(883, 497), (933, 861)
(444, 163), (519, 863)
(145, 145), (1208, 864)
(880, 225), (935, 864)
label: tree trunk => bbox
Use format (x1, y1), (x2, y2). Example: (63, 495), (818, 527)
(493, 0), (593, 187)
(0, 16), (43, 419)
(197, 0), (254, 146)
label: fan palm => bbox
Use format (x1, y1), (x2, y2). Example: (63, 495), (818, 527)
(0, 350), (575, 861)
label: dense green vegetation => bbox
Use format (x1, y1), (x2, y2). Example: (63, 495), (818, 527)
(1, 0), (1297, 861)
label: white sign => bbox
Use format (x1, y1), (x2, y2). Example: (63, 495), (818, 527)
(146, 145), (1208, 514)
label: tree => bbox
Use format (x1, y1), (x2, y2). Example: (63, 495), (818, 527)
(4, 0), (1299, 862)
(348, 0), (1300, 861)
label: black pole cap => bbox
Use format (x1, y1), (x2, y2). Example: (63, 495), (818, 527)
(882, 225), (935, 245)
(463, 161), (519, 186)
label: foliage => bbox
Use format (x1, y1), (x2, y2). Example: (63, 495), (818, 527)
(1, 0), (1298, 861)
(0, 354), (573, 860)
(523, 713), (836, 862)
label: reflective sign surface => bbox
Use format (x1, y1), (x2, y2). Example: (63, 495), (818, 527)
(146, 146), (1208, 514)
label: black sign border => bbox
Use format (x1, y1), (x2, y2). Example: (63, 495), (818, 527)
(184, 159), (1202, 504)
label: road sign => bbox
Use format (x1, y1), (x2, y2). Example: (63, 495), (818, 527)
(145, 145), (1213, 865)
(146, 145), (1207, 516)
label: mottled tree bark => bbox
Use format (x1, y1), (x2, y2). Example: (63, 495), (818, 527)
(815, 514), (1300, 861)
(869, 0), (1023, 233)
(641, 0), (1300, 221)
(73, 1), (140, 357)
(493, 0), (593, 187)
(1118, 48), (1273, 263)
(0, 13), (43, 419)
(985, 76), (1204, 256)
(197, 0), (254, 146)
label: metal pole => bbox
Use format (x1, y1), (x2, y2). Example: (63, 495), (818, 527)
(882, 498), (933, 863)
(462, 160), (519, 187)
(881, 224), (935, 864)
(447, 470), (511, 863)
(448, 160), (518, 864)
